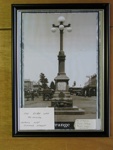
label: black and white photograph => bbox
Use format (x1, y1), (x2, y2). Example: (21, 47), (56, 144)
(12, 4), (110, 137)
(23, 11), (98, 125)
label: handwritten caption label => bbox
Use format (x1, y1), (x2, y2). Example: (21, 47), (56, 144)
(19, 108), (54, 130)
(74, 119), (97, 130)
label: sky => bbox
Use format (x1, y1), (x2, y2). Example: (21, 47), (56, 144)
(22, 11), (98, 87)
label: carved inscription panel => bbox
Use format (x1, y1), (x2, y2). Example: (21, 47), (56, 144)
(58, 82), (66, 91)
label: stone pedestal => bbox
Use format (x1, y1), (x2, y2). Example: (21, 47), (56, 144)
(50, 41), (85, 115)
(52, 74), (73, 108)
(51, 49), (73, 108)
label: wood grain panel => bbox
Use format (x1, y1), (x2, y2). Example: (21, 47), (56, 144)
(0, 0), (113, 150)
(0, 139), (67, 150)
(0, 30), (12, 139)
(66, 138), (113, 150)
(0, 0), (113, 28)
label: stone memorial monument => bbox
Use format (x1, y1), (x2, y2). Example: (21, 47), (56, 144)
(51, 16), (84, 115)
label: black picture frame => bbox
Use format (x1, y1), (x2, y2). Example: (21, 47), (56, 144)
(12, 3), (110, 137)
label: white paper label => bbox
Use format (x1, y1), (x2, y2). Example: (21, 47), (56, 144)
(74, 119), (97, 130)
(19, 108), (54, 130)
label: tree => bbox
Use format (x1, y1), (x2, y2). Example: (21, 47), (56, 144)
(50, 81), (55, 90)
(73, 81), (76, 87)
(39, 73), (48, 89)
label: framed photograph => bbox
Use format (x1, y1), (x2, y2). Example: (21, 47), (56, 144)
(12, 3), (110, 137)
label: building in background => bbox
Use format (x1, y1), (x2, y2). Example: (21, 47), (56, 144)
(82, 74), (97, 96)
(24, 79), (33, 91)
(69, 86), (82, 95)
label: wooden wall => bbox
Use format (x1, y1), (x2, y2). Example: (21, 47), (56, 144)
(0, 0), (113, 150)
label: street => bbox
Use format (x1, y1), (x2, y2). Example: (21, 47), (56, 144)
(24, 94), (97, 122)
